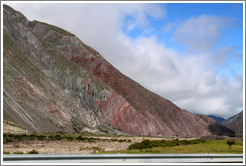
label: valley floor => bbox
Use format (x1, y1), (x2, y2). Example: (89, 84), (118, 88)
(4, 140), (130, 154)
(3, 133), (243, 155)
(3, 135), (180, 154)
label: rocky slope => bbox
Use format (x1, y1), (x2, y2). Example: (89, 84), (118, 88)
(3, 5), (234, 137)
(222, 111), (243, 136)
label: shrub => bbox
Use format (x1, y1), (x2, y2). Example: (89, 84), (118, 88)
(36, 135), (46, 141)
(128, 139), (206, 150)
(56, 131), (65, 134)
(54, 134), (62, 140)
(128, 139), (153, 150)
(77, 135), (86, 141)
(13, 151), (24, 154)
(64, 136), (74, 141)
(119, 139), (125, 142)
(92, 146), (102, 151)
(3, 151), (10, 154)
(227, 140), (235, 149)
(27, 150), (39, 154)
(92, 146), (102, 153)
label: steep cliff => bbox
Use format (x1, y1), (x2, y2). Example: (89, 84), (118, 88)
(3, 5), (234, 137)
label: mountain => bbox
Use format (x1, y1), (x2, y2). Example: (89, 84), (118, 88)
(207, 115), (225, 123)
(222, 111), (243, 136)
(3, 5), (234, 137)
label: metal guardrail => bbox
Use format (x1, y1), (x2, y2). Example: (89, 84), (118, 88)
(3, 154), (244, 163)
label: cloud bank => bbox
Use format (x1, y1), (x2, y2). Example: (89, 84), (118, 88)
(7, 3), (243, 118)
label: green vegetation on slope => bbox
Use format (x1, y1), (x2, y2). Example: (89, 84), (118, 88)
(3, 133), (99, 143)
(3, 133), (132, 143)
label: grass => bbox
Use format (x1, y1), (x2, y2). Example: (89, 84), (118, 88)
(101, 139), (243, 154)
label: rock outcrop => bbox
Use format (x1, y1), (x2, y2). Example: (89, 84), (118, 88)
(3, 5), (234, 137)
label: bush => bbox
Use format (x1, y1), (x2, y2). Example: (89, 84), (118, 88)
(128, 139), (206, 150)
(92, 146), (102, 151)
(128, 139), (153, 150)
(36, 135), (46, 141)
(13, 151), (24, 154)
(27, 150), (39, 154)
(110, 139), (118, 142)
(64, 136), (74, 141)
(119, 139), (131, 142)
(53, 134), (62, 140)
(227, 140), (235, 149)
(3, 151), (10, 154)
(77, 135), (86, 141)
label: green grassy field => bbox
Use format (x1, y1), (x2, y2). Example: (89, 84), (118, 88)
(101, 140), (243, 154)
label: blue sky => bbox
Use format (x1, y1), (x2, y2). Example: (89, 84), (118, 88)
(122, 3), (243, 78)
(6, 2), (244, 118)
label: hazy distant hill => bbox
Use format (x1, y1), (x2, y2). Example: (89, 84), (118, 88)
(222, 111), (243, 136)
(207, 115), (225, 123)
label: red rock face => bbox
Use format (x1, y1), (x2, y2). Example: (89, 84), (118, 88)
(95, 89), (172, 136)
(57, 43), (212, 137)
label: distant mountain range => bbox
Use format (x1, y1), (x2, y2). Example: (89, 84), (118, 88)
(207, 115), (225, 123)
(3, 4), (235, 137)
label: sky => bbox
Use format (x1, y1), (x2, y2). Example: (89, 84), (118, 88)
(5, 2), (244, 119)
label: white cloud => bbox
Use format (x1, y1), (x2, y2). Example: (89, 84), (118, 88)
(163, 23), (173, 33)
(174, 14), (230, 52)
(6, 3), (243, 119)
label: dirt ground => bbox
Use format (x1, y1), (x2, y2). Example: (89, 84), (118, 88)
(3, 120), (28, 134)
(3, 120), (198, 154)
(3, 140), (130, 154)
(3, 136), (196, 154)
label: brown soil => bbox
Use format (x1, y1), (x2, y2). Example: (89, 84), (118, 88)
(3, 120), (29, 134)
(3, 140), (130, 154)
(3, 136), (196, 154)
